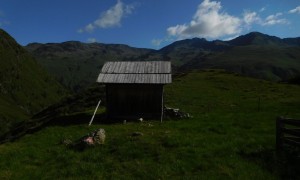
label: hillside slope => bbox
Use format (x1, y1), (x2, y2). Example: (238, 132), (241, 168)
(25, 42), (153, 91)
(0, 70), (299, 178)
(179, 45), (300, 81)
(0, 29), (66, 135)
(26, 32), (300, 90)
(155, 32), (300, 81)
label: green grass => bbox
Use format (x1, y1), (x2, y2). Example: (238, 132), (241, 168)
(0, 70), (299, 179)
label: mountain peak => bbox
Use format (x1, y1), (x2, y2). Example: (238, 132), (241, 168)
(0, 28), (26, 54)
(228, 32), (285, 46)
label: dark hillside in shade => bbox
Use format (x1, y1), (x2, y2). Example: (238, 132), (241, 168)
(25, 32), (300, 92)
(25, 41), (153, 92)
(0, 29), (66, 136)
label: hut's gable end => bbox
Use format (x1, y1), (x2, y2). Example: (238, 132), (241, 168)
(106, 84), (163, 119)
(97, 61), (171, 119)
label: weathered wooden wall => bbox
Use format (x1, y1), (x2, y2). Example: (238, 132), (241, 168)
(106, 84), (163, 119)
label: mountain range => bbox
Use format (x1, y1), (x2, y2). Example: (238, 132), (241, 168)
(25, 32), (300, 92)
(25, 42), (152, 92)
(0, 28), (299, 141)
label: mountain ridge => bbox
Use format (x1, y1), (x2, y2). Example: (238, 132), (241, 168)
(24, 31), (300, 91)
(25, 41), (153, 92)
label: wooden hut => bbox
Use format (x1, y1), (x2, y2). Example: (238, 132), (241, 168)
(97, 61), (172, 120)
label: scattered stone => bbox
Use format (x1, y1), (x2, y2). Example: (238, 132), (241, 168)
(131, 132), (143, 137)
(68, 128), (106, 151)
(164, 106), (192, 119)
(93, 128), (106, 145)
(138, 118), (143, 122)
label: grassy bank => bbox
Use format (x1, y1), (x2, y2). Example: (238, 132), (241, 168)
(0, 70), (299, 179)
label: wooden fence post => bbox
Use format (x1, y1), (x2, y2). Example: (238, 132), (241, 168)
(276, 116), (284, 151)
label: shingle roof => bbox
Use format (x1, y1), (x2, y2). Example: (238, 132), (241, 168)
(97, 61), (172, 84)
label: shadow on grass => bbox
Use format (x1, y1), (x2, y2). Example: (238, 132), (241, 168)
(0, 112), (115, 144)
(239, 147), (300, 179)
(48, 112), (112, 126)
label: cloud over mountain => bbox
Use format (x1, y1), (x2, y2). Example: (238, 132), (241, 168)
(167, 0), (241, 39)
(165, 0), (291, 41)
(78, 0), (134, 33)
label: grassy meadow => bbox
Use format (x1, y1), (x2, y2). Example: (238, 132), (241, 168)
(0, 70), (300, 179)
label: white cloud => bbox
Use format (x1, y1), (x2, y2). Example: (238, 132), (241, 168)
(243, 11), (261, 25)
(87, 38), (97, 43)
(167, 0), (241, 39)
(289, 6), (300, 14)
(242, 10), (288, 27)
(78, 0), (135, 33)
(259, 7), (266, 12)
(262, 13), (289, 26)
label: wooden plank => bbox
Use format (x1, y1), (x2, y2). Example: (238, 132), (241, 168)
(285, 136), (300, 142)
(120, 62), (126, 73)
(158, 61), (162, 73)
(136, 62), (141, 73)
(139, 74), (144, 83)
(100, 61), (172, 74)
(134, 62), (138, 73)
(166, 61), (171, 73)
(152, 61), (156, 73)
(108, 62), (115, 73)
(106, 74), (112, 82)
(141, 62), (146, 74)
(144, 61), (149, 73)
(161, 74), (164, 84)
(282, 128), (300, 137)
(127, 73), (133, 83)
(283, 138), (300, 147)
(105, 62), (111, 73)
(114, 62), (120, 73)
(101, 62), (109, 73)
(151, 74), (155, 84)
(134, 74), (139, 83)
(125, 74), (131, 83)
(282, 118), (300, 127)
(111, 62), (118, 73)
(155, 61), (159, 73)
(146, 61), (151, 74)
(98, 73), (172, 84)
(155, 61), (160, 73)
(126, 62), (132, 73)
(116, 62), (121, 73)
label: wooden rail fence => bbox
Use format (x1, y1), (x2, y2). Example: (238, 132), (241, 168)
(276, 117), (300, 151)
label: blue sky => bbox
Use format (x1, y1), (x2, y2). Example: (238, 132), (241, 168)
(0, 0), (300, 49)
